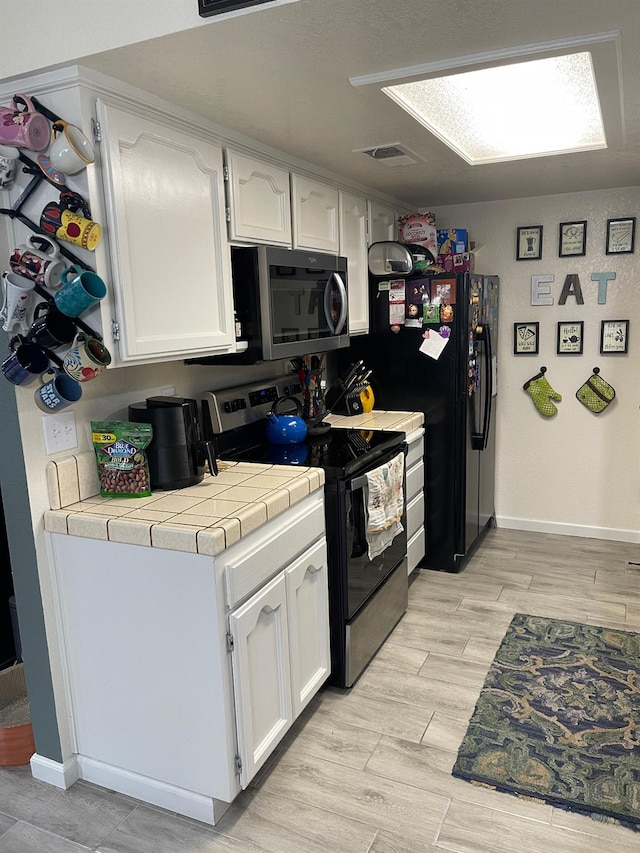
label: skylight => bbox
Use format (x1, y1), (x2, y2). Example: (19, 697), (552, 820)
(381, 52), (606, 165)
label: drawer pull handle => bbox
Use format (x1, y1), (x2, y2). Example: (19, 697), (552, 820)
(307, 563), (321, 574)
(261, 604), (275, 615)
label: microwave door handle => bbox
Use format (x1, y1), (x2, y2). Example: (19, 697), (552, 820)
(324, 272), (348, 335)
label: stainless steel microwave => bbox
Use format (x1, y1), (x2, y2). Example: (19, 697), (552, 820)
(230, 245), (349, 362)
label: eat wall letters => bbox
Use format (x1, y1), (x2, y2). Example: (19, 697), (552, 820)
(530, 272), (616, 306)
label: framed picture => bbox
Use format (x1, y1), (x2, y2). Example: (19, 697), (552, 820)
(557, 321), (584, 355)
(516, 225), (543, 260)
(600, 319), (629, 354)
(559, 220), (587, 257)
(513, 321), (539, 354)
(606, 217), (635, 254)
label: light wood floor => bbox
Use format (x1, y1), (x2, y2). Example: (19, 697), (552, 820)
(1, 528), (639, 852)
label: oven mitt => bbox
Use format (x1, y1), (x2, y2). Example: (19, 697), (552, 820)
(523, 368), (562, 417)
(576, 368), (615, 414)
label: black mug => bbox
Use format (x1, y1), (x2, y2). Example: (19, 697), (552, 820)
(2, 335), (50, 386)
(28, 301), (76, 350)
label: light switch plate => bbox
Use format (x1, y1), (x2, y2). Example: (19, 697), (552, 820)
(42, 411), (78, 455)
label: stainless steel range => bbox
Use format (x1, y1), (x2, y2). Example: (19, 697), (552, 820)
(202, 377), (408, 688)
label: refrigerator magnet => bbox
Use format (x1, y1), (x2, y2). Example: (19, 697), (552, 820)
(441, 304), (454, 322)
(423, 303), (440, 323)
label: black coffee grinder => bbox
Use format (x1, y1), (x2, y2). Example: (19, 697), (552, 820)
(128, 396), (217, 490)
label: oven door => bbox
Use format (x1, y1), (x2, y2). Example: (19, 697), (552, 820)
(259, 246), (349, 360)
(345, 461), (407, 619)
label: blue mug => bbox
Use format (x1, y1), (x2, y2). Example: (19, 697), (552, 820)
(54, 265), (106, 318)
(35, 368), (82, 413)
(2, 335), (50, 386)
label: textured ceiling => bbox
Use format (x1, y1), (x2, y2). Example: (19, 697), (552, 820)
(79, 0), (640, 207)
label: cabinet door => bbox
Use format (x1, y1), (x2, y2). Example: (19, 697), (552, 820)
(226, 150), (291, 246)
(291, 174), (340, 253)
(339, 191), (369, 335)
(285, 539), (330, 718)
(229, 572), (292, 788)
(368, 200), (397, 245)
(97, 100), (235, 362)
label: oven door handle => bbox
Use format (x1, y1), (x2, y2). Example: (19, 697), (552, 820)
(324, 272), (348, 335)
(350, 473), (368, 491)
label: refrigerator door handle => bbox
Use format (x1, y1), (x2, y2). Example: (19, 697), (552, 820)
(471, 324), (493, 451)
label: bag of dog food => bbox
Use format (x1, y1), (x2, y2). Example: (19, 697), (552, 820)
(91, 421), (153, 497)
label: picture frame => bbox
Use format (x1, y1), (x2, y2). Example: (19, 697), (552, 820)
(558, 220), (587, 257)
(513, 322), (539, 355)
(600, 319), (629, 354)
(516, 225), (543, 260)
(606, 217), (635, 255)
(557, 321), (584, 355)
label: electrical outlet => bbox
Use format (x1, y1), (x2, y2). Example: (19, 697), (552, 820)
(42, 412), (78, 455)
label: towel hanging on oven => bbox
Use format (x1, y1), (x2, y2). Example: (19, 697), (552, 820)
(364, 452), (404, 560)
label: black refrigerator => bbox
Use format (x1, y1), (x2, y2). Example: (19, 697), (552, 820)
(347, 268), (499, 573)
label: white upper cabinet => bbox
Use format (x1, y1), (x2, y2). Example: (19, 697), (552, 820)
(367, 200), (397, 245)
(291, 174), (340, 253)
(97, 100), (236, 362)
(225, 150), (291, 246)
(339, 191), (369, 335)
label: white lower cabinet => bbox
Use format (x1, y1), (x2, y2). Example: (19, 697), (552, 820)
(229, 537), (329, 788)
(47, 490), (328, 825)
(405, 429), (426, 573)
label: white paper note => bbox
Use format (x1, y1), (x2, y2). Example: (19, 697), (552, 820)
(419, 332), (448, 360)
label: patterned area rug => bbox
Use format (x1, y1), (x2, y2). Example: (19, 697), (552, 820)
(453, 613), (640, 830)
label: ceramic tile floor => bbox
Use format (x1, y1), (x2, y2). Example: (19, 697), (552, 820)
(1, 527), (640, 852)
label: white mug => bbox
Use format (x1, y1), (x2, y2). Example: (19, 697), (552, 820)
(0, 144), (19, 189)
(9, 234), (65, 289)
(49, 121), (95, 175)
(0, 271), (35, 334)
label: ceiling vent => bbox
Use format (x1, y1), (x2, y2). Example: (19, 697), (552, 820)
(354, 142), (421, 166)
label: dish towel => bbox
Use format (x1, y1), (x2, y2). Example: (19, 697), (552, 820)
(364, 452), (405, 560)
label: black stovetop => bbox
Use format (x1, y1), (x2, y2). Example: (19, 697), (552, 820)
(218, 424), (406, 481)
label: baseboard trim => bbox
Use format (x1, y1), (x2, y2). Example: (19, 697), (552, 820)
(496, 515), (640, 544)
(30, 753), (80, 789)
(76, 756), (230, 825)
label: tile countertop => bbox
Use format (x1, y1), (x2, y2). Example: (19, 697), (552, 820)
(44, 457), (324, 557)
(325, 410), (424, 434)
(43, 410), (423, 556)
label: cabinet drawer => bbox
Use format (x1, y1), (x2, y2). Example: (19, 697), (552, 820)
(406, 491), (424, 541)
(406, 460), (424, 503)
(407, 526), (425, 575)
(406, 432), (424, 470)
(223, 493), (325, 608)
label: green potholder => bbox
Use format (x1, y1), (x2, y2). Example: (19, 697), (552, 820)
(576, 370), (615, 414)
(523, 370), (562, 417)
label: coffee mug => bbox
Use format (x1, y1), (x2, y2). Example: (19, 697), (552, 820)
(0, 95), (49, 151)
(49, 120), (95, 175)
(9, 235), (65, 289)
(62, 332), (111, 382)
(0, 144), (19, 189)
(35, 369), (82, 413)
(28, 301), (76, 349)
(40, 197), (101, 252)
(2, 335), (50, 386)
(55, 265), (107, 318)
(0, 271), (35, 334)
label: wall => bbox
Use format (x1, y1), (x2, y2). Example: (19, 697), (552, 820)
(434, 187), (640, 541)
(0, 0), (302, 81)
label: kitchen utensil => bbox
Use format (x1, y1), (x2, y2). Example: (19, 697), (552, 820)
(265, 395), (308, 445)
(55, 265), (106, 317)
(34, 368), (82, 413)
(10, 235), (65, 289)
(129, 396), (217, 489)
(49, 120), (95, 175)
(360, 383), (375, 413)
(0, 271), (35, 334)
(0, 95), (49, 151)
(0, 144), (19, 188)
